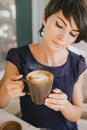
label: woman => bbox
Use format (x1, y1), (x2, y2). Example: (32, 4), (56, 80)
(0, 0), (87, 129)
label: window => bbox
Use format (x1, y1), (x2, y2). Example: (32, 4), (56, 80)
(0, 0), (17, 70)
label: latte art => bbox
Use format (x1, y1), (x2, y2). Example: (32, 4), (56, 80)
(29, 73), (49, 83)
(26, 70), (54, 105)
(27, 70), (53, 84)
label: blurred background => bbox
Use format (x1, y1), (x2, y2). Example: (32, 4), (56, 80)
(0, 0), (87, 129)
(0, 0), (49, 70)
(0, 0), (87, 69)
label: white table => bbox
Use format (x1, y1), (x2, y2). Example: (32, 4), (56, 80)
(0, 109), (40, 130)
(0, 109), (87, 130)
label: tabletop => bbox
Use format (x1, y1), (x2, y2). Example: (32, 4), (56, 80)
(0, 109), (40, 130)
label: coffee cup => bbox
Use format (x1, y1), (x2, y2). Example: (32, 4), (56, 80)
(22, 70), (54, 105)
(0, 121), (22, 130)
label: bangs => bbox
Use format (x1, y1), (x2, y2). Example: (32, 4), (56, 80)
(62, 0), (87, 41)
(61, 0), (81, 32)
(43, 0), (87, 42)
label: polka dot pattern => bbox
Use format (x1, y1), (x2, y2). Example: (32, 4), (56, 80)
(6, 45), (87, 130)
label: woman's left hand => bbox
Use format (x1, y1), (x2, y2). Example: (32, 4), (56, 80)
(44, 88), (68, 111)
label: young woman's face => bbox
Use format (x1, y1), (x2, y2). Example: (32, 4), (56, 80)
(42, 11), (80, 51)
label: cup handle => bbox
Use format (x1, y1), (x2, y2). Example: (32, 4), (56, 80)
(17, 77), (30, 95)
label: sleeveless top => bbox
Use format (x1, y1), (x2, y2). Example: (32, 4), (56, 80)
(6, 45), (87, 130)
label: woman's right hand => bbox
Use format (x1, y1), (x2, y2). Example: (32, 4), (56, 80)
(3, 74), (26, 98)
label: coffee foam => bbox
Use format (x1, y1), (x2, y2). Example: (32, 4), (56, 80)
(27, 70), (53, 84)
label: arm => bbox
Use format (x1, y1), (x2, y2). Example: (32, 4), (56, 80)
(60, 73), (83, 122)
(0, 61), (25, 108)
(44, 73), (84, 122)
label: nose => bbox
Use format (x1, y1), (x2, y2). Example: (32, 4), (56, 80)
(57, 30), (69, 41)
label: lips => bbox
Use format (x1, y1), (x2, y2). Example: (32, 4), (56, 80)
(52, 40), (64, 47)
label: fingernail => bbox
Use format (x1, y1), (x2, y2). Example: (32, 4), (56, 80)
(48, 94), (51, 97)
(19, 75), (23, 78)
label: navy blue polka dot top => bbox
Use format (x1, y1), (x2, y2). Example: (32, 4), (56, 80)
(6, 45), (86, 130)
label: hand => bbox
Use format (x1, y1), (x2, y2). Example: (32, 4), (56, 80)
(44, 88), (68, 111)
(4, 75), (25, 98)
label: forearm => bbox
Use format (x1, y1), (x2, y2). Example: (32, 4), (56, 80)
(0, 85), (10, 108)
(61, 100), (82, 122)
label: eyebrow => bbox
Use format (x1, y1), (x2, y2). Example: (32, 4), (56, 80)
(57, 17), (80, 32)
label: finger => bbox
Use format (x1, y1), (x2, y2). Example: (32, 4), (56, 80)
(14, 91), (26, 97)
(10, 74), (23, 81)
(57, 105), (64, 111)
(8, 80), (24, 91)
(19, 92), (26, 96)
(45, 98), (67, 105)
(8, 91), (25, 98)
(13, 85), (25, 96)
(44, 101), (65, 111)
(52, 88), (62, 93)
(7, 84), (21, 92)
(8, 93), (18, 98)
(49, 93), (67, 100)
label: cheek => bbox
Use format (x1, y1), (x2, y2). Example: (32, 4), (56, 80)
(68, 37), (77, 44)
(65, 39), (76, 47)
(44, 24), (57, 39)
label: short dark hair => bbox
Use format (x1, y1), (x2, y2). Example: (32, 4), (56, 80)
(39, 0), (87, 43)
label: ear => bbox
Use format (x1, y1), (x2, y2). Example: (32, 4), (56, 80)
(42, 13), (46, 25)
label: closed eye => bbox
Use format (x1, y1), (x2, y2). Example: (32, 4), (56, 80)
(56, 21), (63, 29)
(70, 32), (77, 37)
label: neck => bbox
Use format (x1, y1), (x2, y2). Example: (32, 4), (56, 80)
(38, 42), (69, 66)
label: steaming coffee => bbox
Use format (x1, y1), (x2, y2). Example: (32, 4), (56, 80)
(27, 70), (52, 84)
(26, 70), (54, 105)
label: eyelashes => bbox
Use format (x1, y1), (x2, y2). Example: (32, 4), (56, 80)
(69, 32), (76, 37)
(55, 21), (63, 29)
(55, 21), (78, 38)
